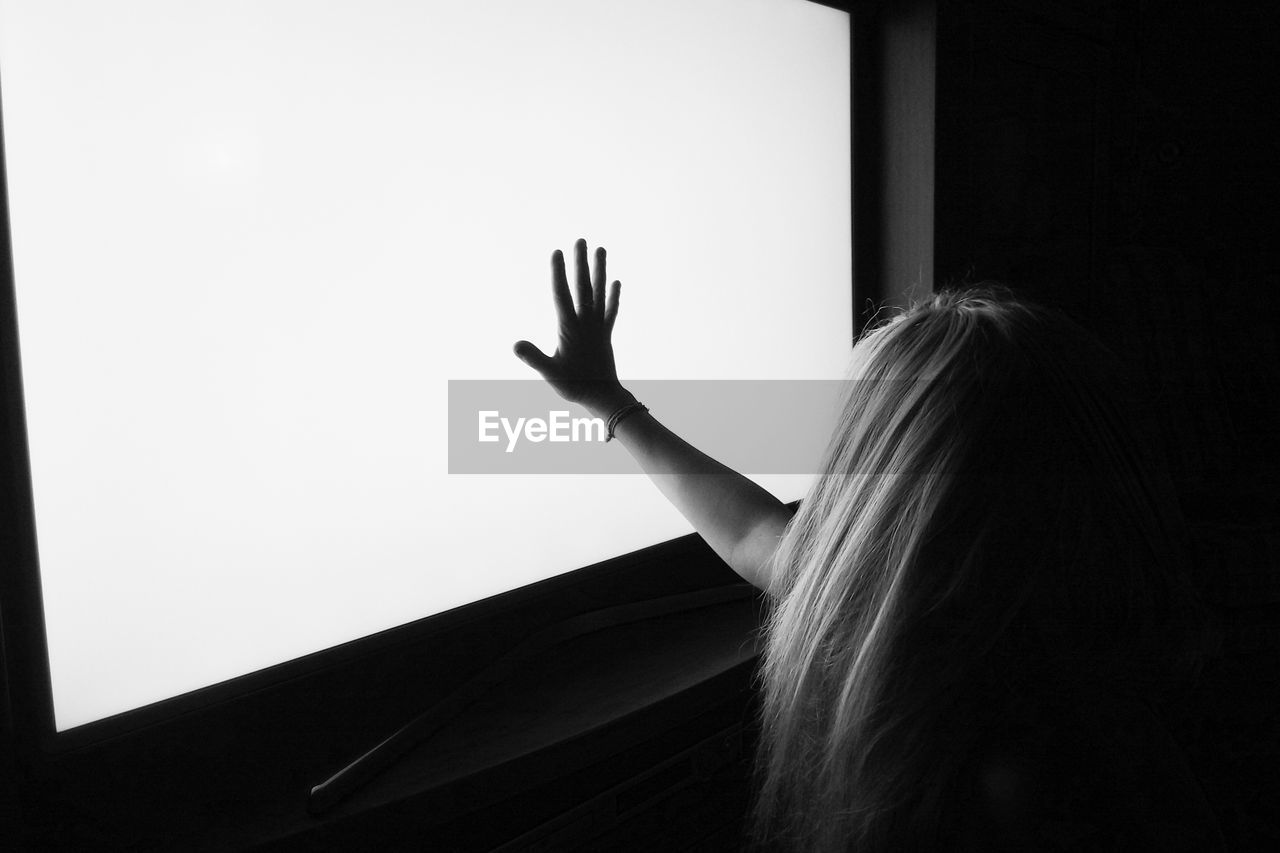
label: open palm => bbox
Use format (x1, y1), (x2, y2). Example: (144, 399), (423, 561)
(513, 238), (630, 416)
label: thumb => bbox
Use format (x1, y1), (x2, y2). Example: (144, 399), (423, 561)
(512, 340), (555, 375)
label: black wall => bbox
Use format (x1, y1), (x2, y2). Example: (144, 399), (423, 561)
(932, 1), (1279, 847)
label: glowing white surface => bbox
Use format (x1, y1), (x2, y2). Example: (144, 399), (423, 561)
(0, 0), (851, 729)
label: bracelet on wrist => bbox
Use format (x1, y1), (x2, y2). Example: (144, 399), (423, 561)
(605, 401), (648, 442)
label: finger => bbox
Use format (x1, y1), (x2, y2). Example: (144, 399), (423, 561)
(513, 340), (555, 375)
(592, 246), (607, 324)
(604, 280), (621, 333)
(573, 238), (592, 316)
(551, 249), (574, 329)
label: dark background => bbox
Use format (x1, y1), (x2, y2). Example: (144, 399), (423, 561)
(932, 0), (1279, 846)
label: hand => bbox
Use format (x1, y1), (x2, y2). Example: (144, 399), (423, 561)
(514, 238), (634, 417)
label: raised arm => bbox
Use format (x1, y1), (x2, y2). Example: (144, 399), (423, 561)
(513, 239), (794, 591)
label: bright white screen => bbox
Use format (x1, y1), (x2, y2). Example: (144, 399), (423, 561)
(0, 0), (851, 730)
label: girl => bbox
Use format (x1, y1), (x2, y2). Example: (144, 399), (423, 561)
(514, 240), (1222, 851)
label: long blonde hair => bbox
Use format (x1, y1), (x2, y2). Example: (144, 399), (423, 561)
(748, 286), (1210, 852)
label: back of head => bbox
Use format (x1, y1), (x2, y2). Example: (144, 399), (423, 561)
(748, 286), (1210, 853)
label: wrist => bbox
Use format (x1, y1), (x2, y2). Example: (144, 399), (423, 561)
(583, 385), (636, 421)
(604, 399), (648, 442)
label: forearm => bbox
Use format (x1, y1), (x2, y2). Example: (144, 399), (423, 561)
(587, 388), (795, 590)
